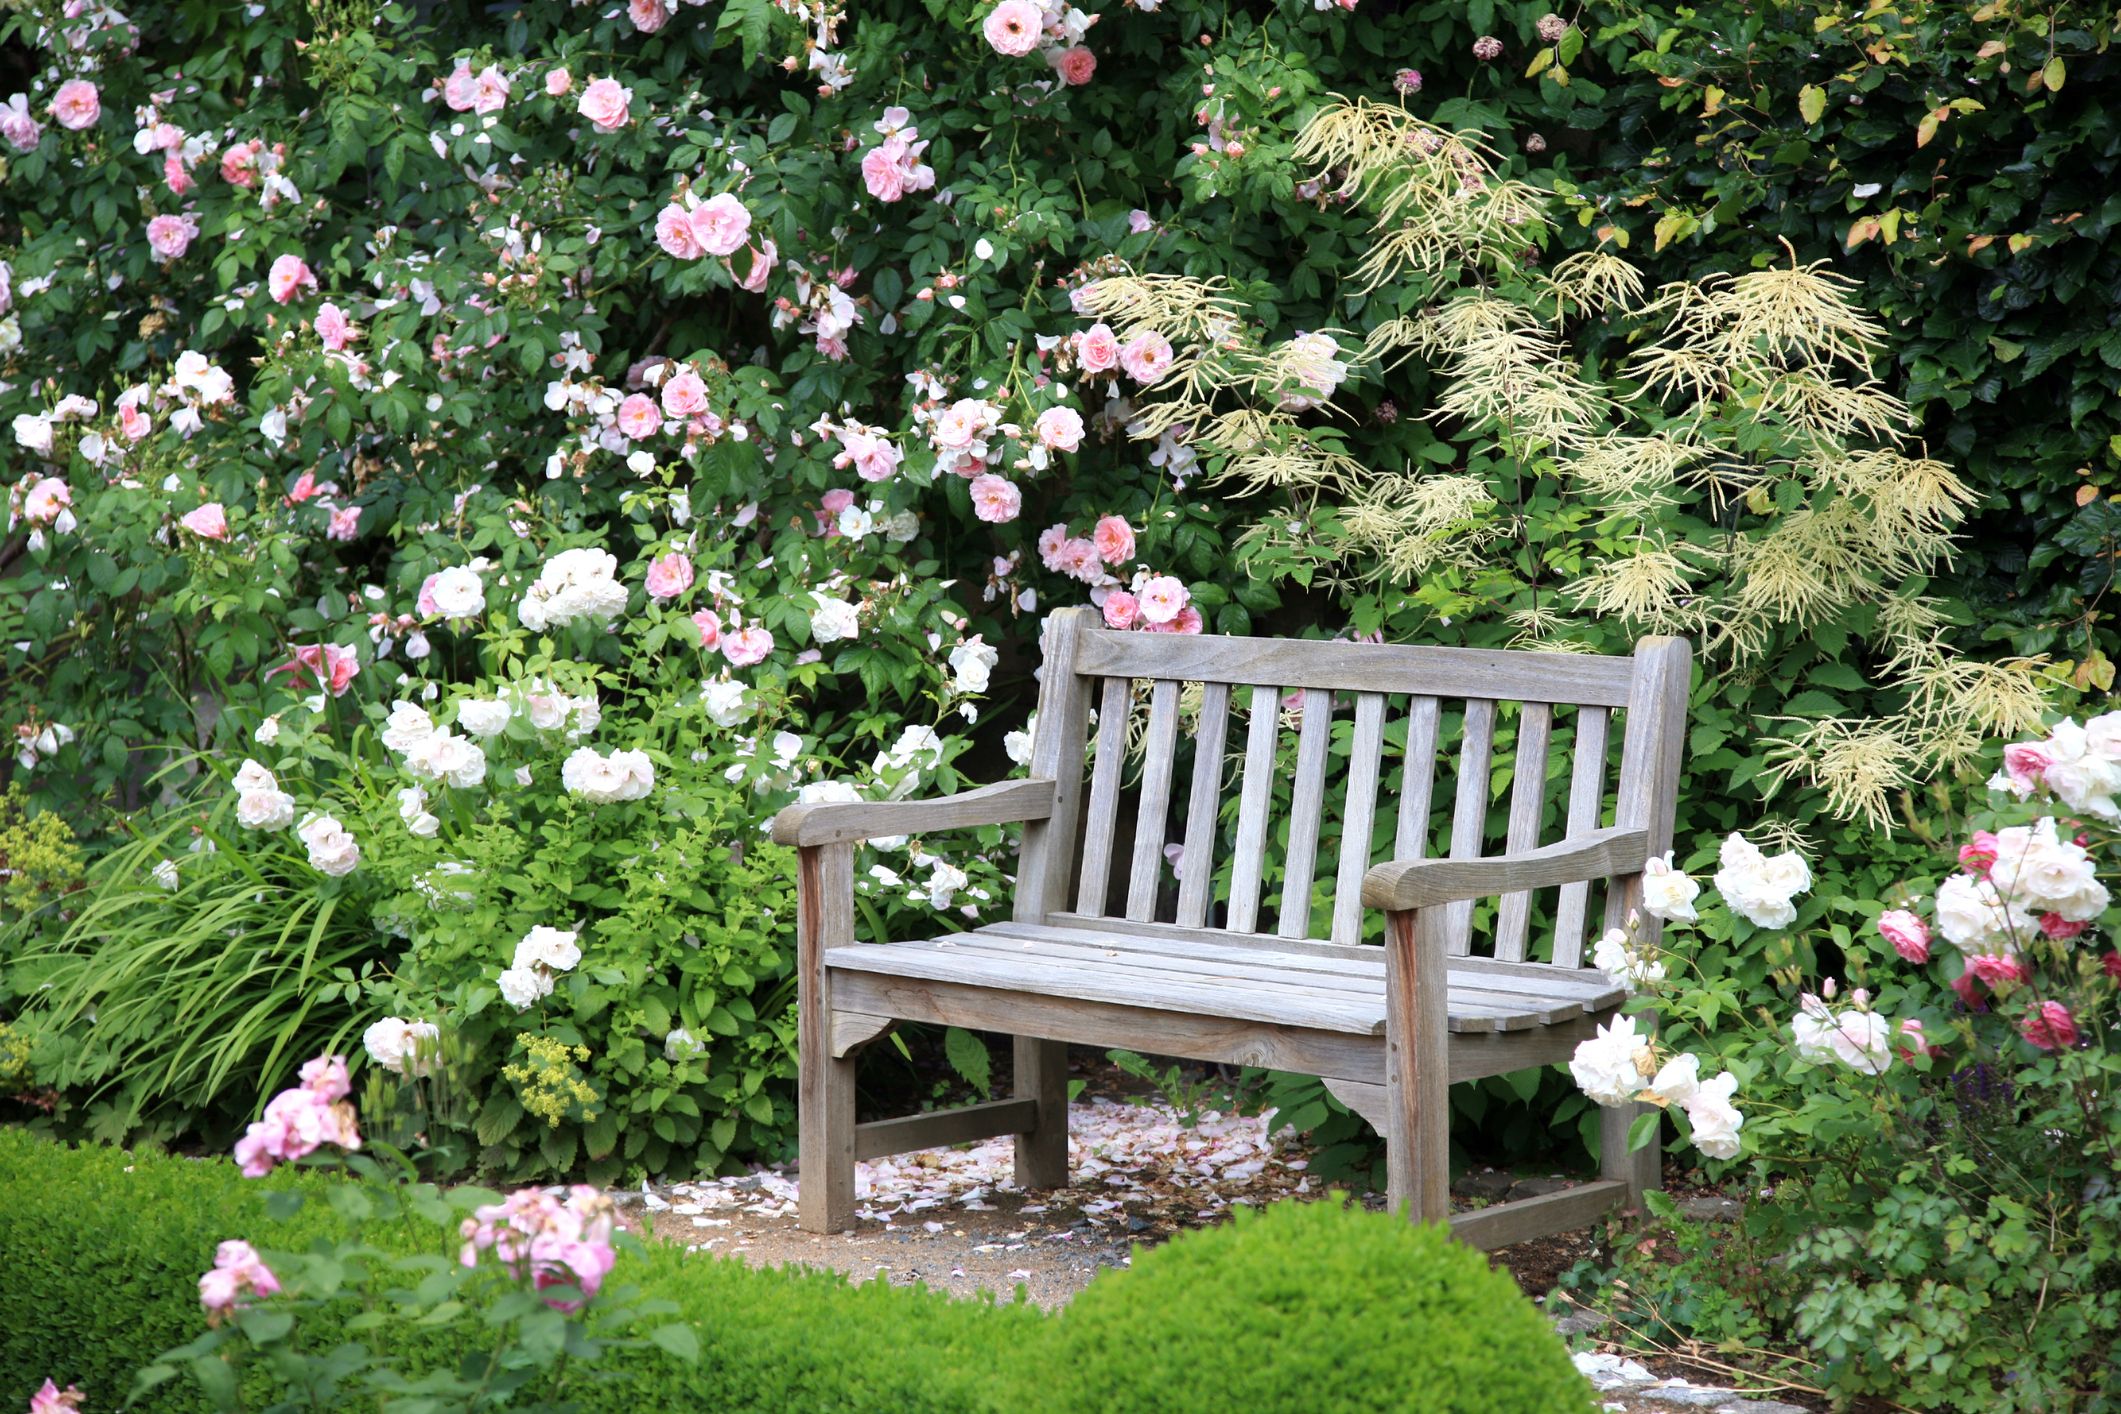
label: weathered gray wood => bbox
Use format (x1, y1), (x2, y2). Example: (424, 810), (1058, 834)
(773, 779), (1055, 847)
(797, 843), (858, 1233)
(1601, 636), (1692, 1205)
(829, 1011), (896, 1057)
(826, 941), (1387, 1033)
(1075, 676), (1134, 916)
(1013, 1035), (1069, 1186)
(854, 1097), (1039, 1161)
(1226, 686), (1280, 932)
(1443, 699), (1498, 952)
(1330, 693), (1388, 948)
(1450, 1179), (1629, 1251)
(1321, 1078), (1388, 1131)
(1175, 682), (1232, 929)
(829, 971), (1389, 1084)
(1552, 705), (1611, 968)
(1363, 827), (1650, 911)
(1125, 679), (1182, 922)
(1077, 630), (1635, 706)
(1384, 906), (1451, 1224)
(1277, 688), (1336, 940)
(1395, 696), (1442, 861)
(1493, 703), (1552, 962)
(1014, 607), (1097, 922)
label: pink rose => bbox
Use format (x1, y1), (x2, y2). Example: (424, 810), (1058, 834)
(2001, 741), (2050, 792)
(616, 393), (663, 440)
(1059, 538), (1102, 582)
(285, 471), (319, 506)
(179, 502), (230, 540)
(1146, 604), (1205, 635)
(660, 368), (709, 417)
(1053, 46), (1097, 86)
(982, 0), (1043, 56)
(50, 79), (99, 131)
(1959, 830), (1999, 876)
(691, 608), (722, 650)
(629, 0), (669, 32)
(722, 625), (773, 667)
(327, 505), (361, 541)
(1076, 322), (1120, 372)
(1877, 909), (1930, 964)
(29, 1378), (84, 1413)
(654, 202), (702, 259)
(163, 152), (192, 194)
(545, 68), (572, 97)
(1035, 405), (1084, 452)
(688, 193), (752, 257)
(2020, 1000), (2078, 1051)
(861, 141), (908, 203)
(2038, 912), (2090, 940)
(1119, 330), (1174, 384)
(146, 212), (197, 261)
(472, 66), (511, 115)
(577, 77), (633, 132)
(119, 400), (152, 440)
(969, 473), (1022, 524)
(739, 241), (775, 293)
(220, 140), (260, 187)
(933, 398), (988, 450)
(1137, 574), (1188, 625)
(267, 253), (315, 305)
(1101, 590), (1139, 629)
(316, 302), (354, 350)
(22, 477), (71, 525)
(442, 61), (479, 111)
(821, 487), (856, 516)
(1092, 515), (1135, 564)
(1037, 523), (1070, 572)
(645, 552), (694, 600)
(1965, 953), (2028, 987)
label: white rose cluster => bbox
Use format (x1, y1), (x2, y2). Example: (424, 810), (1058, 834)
(362, 1016), (441, 1076)
(560, 746), (655, 803)
(296, 812), (361, 877)
(521, 677), (601, 739)
(1569, 1016), (1744, 1160)
(700, 678), (751, 728)
(231, 759), (297, 831)
(1790, 988), (1893, 1075)
(517, 547), (629, 631)
(1992, 713), (2121, 820)
(1591, 926), (1665, 993)
(1936, 817), (2108, 955)
(497, 924), (581, 1010)
(379, 701), (487, 790)
(1712, 833), (1811, 930)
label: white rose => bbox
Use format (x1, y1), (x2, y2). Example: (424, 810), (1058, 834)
(496, 965), (552, 1010)
(1568, 1014), (1652, 1107)
(2038, 720), (2121, 820)
(566, 693), (601, 740)
(363, 1016), (424, 1074)
(427, 565), (487, 621)
(924, 859), (970, 909)
(948, 637), (998, 695)
(232, 758), (279, 794)
(455, 697), (512, 738)
(409, 731), (487, 789)
(810, 594), (861, 644)
(254, 715), (282, 745)
(701, 679), (750, 727)
(151, 857), (180, 891)
(1004, 728), (1033, 766)
(798, 779), (862, 807)
(1591, 927), (1664, 992)
(514, 924), (582, 972)
(1713, 832), (1808, 930)
(11, 412), (53, 455)
(1933, 871), (2029, 954)
(297, 813), (361, 877)
(664, 1027), (705, 1062)
(1640, 853), (1700, 923)
(1683, 1072), (1743, 1159)
(235, 788), (296, 831)
(380, 701), (437, 755)
(1647, 1051), (1699, 1109)
(608, 748), (656, 800)
(1791, 1001), (1892, 1074)
(524, 684), (571, 731)
(1990, 818), (2109, 922)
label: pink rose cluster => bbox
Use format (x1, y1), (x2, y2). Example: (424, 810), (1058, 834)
(231, 1055), (362, 1178)
(981, 0), (1097, 85)
(653, 191), (753, 261)
(691, 607), (774, 669)
(29, 1379), (85, 1413)
(860, 107), (937, 204)
(1037, 517), (1202, 633)
(459, 1185), (618, 1311)
(198, 1238), (282, 1318)
(273, 640), (362, 698)
(1071, 321), (1174, 385)
(826, 418), (904, 483)
(440, 59), (512, 115)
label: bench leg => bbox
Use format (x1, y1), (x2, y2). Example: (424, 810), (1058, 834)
(1012, 1036), (1069, 1189)
(795, 842), (858, 1234)
(1601, 1097), (1659, 1210)
(1384, 907), (1451, 1224)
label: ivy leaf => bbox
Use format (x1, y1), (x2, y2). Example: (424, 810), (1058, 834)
(943, 1026), (992, 1098)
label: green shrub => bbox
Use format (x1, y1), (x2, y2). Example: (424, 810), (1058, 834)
(1026, 1198), (1593, 1414)
(0, 1132), (1589, 1413)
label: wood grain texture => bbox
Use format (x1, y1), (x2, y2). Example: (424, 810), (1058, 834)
(796, 843), (857, 1233)
(854, 1097), (1039, 1161)
(1013, 1035), (1069, 1186)
(1551, 705), (1610, 969)
(828, 1011), (896, 1058)
(1125, 678), (1182, 922)
(1074, 675), (1134, 916)
(1014, 608), (1096, 922)
(772, 779), (1055, 847)
(1175, 682), (1232, 929)
(1277, 688), (1336, 940)
(1443, 699), (1498, 952)
(1394, 696), (1442, 861)
(1226, 686), (1280, 932)
(1492, 703), (1552, 962)
(1331, 692), (1388, 947)
(1076, 631), (1635, 706)
(1363, 826), (1650, 911)
(1321, 1078), (1388, 1131)
(1449, 1179), (1629, 1251)
(1384, 907), (1451, 1224)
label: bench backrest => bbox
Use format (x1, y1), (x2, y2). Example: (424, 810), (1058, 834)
(1012, 610), (1690, 970)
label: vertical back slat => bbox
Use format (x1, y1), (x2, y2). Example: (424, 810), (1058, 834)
(1394, 696), (1442, 861)
(1330, 692), (1389, 946)
(1124, 680), (1183, 921)
(1491, 702), (1552, 961)
(1277, 689), (1337, 939)
(1443, 698), (1498, 953)
(1604, 640), (1692, 940)
(1226, 686), (1280, 932)
(1175, 682), (1232, 928)
(1013, 608), (1097, 922)
(1073, 676), (1133, 916)
(1551, 705), (1610, 967)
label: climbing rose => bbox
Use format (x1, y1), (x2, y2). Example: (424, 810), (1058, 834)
(146, 213), (198, 261)
(616, 392), (662, 440)
(1035, 405), (1084, 452)
(267, 253), (316, 304)
(316, 302), (354, 350)
(644, 552), (694, 600)
(1136, 575), (1188, 625)
(1076, 322), (1120, 372)
(690, 193), (752, 257)
(50, 80), (99, 130)
(2020, 1000), (2079, 1051)
(1472, 34), (1503, 59)
(545, 68), (571, 96)
(969, 473), (1022, 524)
(1102, 590), (1140, 629)
(982, 0), (1043, 55)
(179, 503), (230, 540)
(29, 1379), (85, 1413)
(1119, 330), (1174, 384)
(1877, 909), (1930, 963)
(723, 625), (773, 667)
(1092, 515), (1135, 565)
(1053, 46), (1097, 85)
(654, 203), (701, 258)
(577, 77), (632, 131)
(691, 608), (722, 650)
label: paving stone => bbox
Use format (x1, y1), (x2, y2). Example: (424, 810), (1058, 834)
(1452, 1167), (1516, 1201)
(1510, 1175), (1575, 1199)
(1676, 1194), (1743, 1223)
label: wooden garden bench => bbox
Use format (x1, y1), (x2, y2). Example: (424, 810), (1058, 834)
(770, 609), (1689, 1246)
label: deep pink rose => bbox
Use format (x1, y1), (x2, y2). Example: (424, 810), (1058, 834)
(1053, 46), (1097, 85)
(1876, 909), (1930, 964)
(2020, 1000), (2078, 1051)
(2039, 912), (2090, 940)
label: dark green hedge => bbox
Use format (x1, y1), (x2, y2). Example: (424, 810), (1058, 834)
(0, 1130), (1587, 1412)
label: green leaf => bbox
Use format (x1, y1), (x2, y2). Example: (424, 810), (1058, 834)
(943, 1026), (992, 1097)
(1798, 84), (1825, 125)
(649, 1323), (701, 1362)
(1626, 1110), (1662, 1153)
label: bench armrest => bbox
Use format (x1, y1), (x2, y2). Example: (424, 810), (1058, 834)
(770, 779), (1056, 848)
(1360, 826), (1650, 911)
